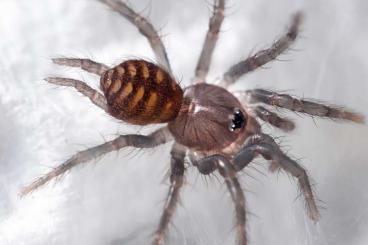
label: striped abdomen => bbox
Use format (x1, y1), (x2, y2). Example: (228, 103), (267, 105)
(100, 59), (183, 125)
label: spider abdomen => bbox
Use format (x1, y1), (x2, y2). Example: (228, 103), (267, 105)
(100, 59), (183, 125)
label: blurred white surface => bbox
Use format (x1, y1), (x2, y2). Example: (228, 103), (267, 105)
(0, 0), (367, 244)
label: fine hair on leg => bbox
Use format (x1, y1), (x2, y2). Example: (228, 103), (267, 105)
(52, 57), (109, 76)
(253, 105), (295, 132)
(45, 77), (108, 112)
(216, 155), (247, 245)
(193, 0), (225, 84)
(192, 154), (247, 245)
(245, 89), (365, 123)
(152, 143), (186, 245)
(20, 127), (172, 196)
(221, 12), (303, 87)
(232, 133), (320, 221)
(98, 0), (172, 72)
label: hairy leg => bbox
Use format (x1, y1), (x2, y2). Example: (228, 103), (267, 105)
(98, 0), (171, 72)
(232, 133), (320, 221)
(52, 58), (109, 76)
(193, 0), (225, 84)
(192, 154), (247, 245)
(244, 89), (365, 123)
(253, 105), (295, 132)
(217, 156), (247, 245)
(220, 12), (302, 87)
(21, 127), (172, 196)
(190, 152), (218, 175)
(152, 144), (186, 245)
(45, 77), (108, 112)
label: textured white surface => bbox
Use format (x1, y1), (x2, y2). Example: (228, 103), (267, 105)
(0, 0), (368, 244)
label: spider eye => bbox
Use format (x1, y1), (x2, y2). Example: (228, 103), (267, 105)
(229, 108), (246, 132)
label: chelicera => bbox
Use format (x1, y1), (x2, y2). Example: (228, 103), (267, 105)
(21, 1), (364, 244)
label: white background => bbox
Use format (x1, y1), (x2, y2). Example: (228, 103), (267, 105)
(0, 0), (367, 244)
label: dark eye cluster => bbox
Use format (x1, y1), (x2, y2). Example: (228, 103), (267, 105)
(229, 108), (246, 132)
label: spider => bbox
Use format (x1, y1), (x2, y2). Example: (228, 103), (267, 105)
(21, 0), (365, 244)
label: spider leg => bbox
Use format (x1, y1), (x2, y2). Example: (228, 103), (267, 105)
(98, 0), (171, 73)
(191, 154), (247, 245)
(218, 157), (247, 245)
(191, 153), (218, 175)
(52, 58), (109, 76)
(233, 133), (320, 221)
(253, 105), (295, 132)
(20, 127), (172, 196)
(45, 77), (108, 112)
(220, 12), (302, 87)
(244, 89), (365, 123)
(193, 0), (225, 84)
(152, 143), (186, 245)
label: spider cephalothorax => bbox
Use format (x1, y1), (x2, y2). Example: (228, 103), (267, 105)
(169, 83), (254, 153)
(22, 1), (364, 245)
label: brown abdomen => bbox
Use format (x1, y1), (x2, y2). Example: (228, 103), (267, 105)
(100, 59), (183, 125)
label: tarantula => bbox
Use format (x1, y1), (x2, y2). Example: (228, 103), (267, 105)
(21, 0), (364, 244)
